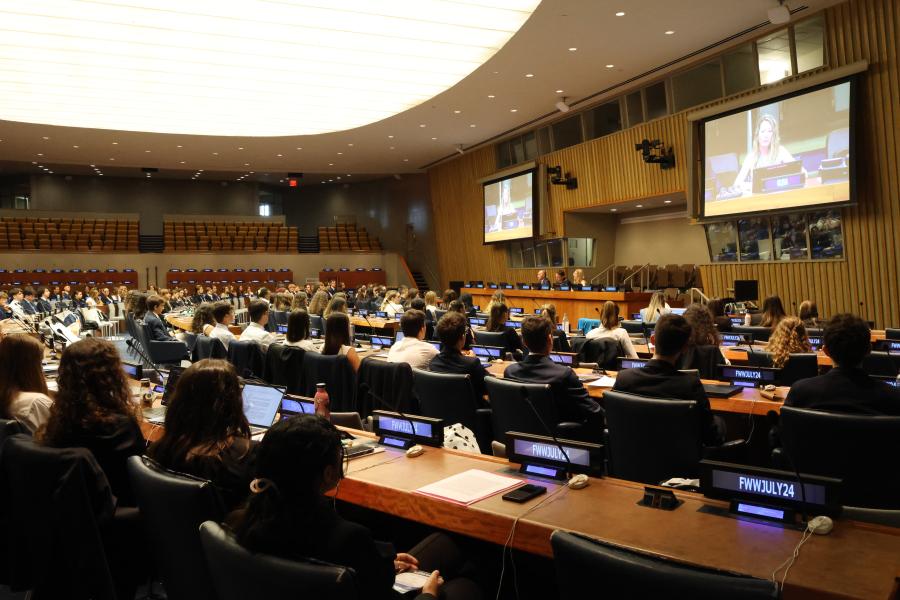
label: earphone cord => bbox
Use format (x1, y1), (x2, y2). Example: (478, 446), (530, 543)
(771, 526), (814, 590)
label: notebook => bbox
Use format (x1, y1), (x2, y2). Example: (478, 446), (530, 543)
(415, 469), (524, 506)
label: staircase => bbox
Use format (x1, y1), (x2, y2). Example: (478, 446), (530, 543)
(298, 235), (319, 253)
(411, 271), (429, 291)
(139, 235), (164, 253)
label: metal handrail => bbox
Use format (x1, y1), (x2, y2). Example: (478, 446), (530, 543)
(622, 263), (651, 291)
(590, 263), (616, 287)
(688, 287), (709, 305)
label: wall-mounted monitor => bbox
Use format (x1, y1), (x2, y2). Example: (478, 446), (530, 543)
(483, 167), (538, 244)
(698, 77), (855, 220)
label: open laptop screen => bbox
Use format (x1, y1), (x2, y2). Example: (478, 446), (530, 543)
(242, 383), (285, 429)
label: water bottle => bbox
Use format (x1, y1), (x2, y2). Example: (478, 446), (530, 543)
(562, 313), (570, 334)
(314, 383), (331, 420)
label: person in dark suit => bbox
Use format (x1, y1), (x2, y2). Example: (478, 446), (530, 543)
(429, 311), (490, 400)
(229, 415), (482, 600)
(536, 269), (550, 288)
(35, 287), (53, 313)
(21, 288), (38, 315)
(503, 316), (604, 437)
(785, 313), (900, 415)
(98, 287), (112, 305)
(613, 313), (725, 446)
(553, 269), (570, 289)
(144, 295), (177, 341)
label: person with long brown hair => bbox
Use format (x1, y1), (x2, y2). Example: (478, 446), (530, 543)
(798, 300), (820, 328)
(765, 317), (812, 368)
(759, 295), (788, 329)
(308, 290), (330, 316)
(148, 359), (256, 510)
(321, 312), (361, 372)
(484, 302), (523, 357)
(0, 335), (52, 434)
(38, 338), (144, 505)
(586, 301), (638, 358)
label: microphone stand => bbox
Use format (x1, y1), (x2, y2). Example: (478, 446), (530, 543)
(125, 338), (165, 384)
(519, 387), (574, 476)
(361, 382), (420, 448)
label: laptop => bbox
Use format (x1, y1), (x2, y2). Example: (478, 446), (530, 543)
(242, 382), (286, 435)
(276, 324), (288, 334)
(702, 383), (743, 398)
(161, 365), (185, 406)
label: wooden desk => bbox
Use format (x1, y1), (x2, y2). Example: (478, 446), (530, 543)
(485, 361), (785, 417)
(335, 435), (900, 600)
(723, 347), (835, 368)
(462, 288), (652, 324)
(351, 316), (399, 333)
(165, 312), (242, 335)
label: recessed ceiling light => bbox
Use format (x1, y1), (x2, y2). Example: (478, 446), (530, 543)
(42, 136), (49, 140)
(198, 169), (203, 172)
(337, 152), (343, 155)
(212, 152), (218, 155)
(112, 141), (118, 145)
(568, 47), (577, 52)
(109, 157), (115, 160)
(296, 147), (303, 150)
(346, 174), (351, 177)
(556, 89), (564, 93)
(145, 149), (151, 153)
(615, 11), (625, 16)
(336, 176), (341, 180)
(487, 94), (495, 99)
(347, 143), (354, 146)
(244, 163), (250, 166)
(403, 158), (409, 162)
(453, 109), (461, 114)
(72, 145), (79, 148)
(636, 204), (643, 208)
(610, 208), (617, 212)
(510, 108), (518, 112)
(89, 164), (95, 167)
(276, 153), (282, 157)
(525, 73), (534, 78)
(665, 30), (675, 35)
(37, 153), (43, 156)
(606, 64), (614, 68)
(431, 137), (437, 140)
(237, 147), (244, 150)
(469, 124), (476, 127)
(180, 160), (186, 164)
(664, 199), (672, 204)
(176, 144), (182, 148)
(328, 162), (334, 166)
(389, 146), (395, 150)
(419, 124), (426, 128)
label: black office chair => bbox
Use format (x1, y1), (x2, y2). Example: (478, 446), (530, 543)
(780, 406), (900, 508)
(413, 369), (492, 453)
(733, 325), (772, 343)
(577, 338), (619, 370)
(621, 320), (644, 335)
(474, 330), (510, 351)
(264, 344), (305, 393)
(356, 358), (415, 418)
(0, 434), (143, 600)
(484, 377), (588, 443)
(677, 344), (722, 380)
(127, 456), (225, 600)
(806, 327), (823, 337)
(0, 419), (26, 454)
(192, 336), (227, 361)
(603, 390), (702, 484)
(181, 331), (198, 353)
(862, 351), (899, 377)
(841, 506), (900, 528)
(309, 315), (325, 333)
(129, 314), (188, 365)
(227, 340), (266, 378)
(199, 521), (357, 600)
(550, 530), (778, 600)
(300, 353), (356, 413)
(746, 349), (817, 385)
(885, 328), (900, 340)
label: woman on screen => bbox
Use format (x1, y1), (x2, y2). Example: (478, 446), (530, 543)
(732, 114), (797, 190)
(491, 179), (516, 232)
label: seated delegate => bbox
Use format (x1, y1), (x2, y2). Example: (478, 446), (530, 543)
(0, 335), (53, 434)
(785, 314), (900, 415)
(228, 415), (482, 600)
(238, 300), (278, 351)
(145, 294), (178, 341)
(283, 309), (320, 353)
(613, 314), (725, 446)
(429, 312), (491, 400)
(210, 301), (237, 349)
(586, 301), (638, 358)
(504, 316), (604, 438)
(148, 359), (258, 510)
(388, 310), (439, 369)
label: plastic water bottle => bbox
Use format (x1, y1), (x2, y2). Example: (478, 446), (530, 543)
(314, 383), (331, 420)
(562, 313), (570, 334)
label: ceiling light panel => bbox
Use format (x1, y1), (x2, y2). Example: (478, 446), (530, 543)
(0, 0), (539, 136)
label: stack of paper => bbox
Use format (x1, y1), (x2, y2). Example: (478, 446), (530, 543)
(415, 469), (524, 506)
(586, 375), (617, 388)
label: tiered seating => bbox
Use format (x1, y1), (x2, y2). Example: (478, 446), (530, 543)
(164, 221), (298, 253)
(0, 217), (139, 252)
(317, 223), (381, 252)
(610, 264), (699, 290)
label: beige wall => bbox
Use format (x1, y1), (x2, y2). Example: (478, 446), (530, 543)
(562, 211), (618, 281)
(0, 251), (413, 289)
(613, 213), (709, 267)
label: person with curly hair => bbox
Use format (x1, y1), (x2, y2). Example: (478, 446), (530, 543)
(191, 302), (216, 336)
(765, 316), (811, 368)
(308, 290), (330, 316)
(37, 338), (145, 505)
(148, 359), (257, 510)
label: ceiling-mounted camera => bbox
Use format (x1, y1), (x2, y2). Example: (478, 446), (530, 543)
(547, 165), (578, 190)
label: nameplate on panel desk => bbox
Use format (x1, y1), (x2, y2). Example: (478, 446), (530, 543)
(617, 358), (649, 370)
(559, 285), (570, 291)
(520, 284), (532, 290)
(374, 311), (388, 318)
(730, 317), (745, 326)
(873, 376), (900, 388)
(604, 286), (617, 292)
(540, 284), (551, 290)
(469, 317), (486, 326)
(472, 345), (503, 360)
(720, 333), (751, 347)
(370, 335), (393, 348)
(504, 320), (522, 329)
(549, 352), (577, 366)
(720, 365), (778, 387)
(488, 284), (499, 289)
(509, 307), (524, 315)
(505, 431), (603, 479)
(631, 313), (642, 320)
(808, 336), (823, 351)
(373, 410), (443, 448)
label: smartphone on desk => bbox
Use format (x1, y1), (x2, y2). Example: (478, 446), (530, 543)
(502, 484), (547, 503)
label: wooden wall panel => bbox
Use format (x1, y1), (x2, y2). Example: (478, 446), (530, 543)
(429, 0), (900, 327)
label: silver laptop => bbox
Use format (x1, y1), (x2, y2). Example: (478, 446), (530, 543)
(242, 382), (286, 435)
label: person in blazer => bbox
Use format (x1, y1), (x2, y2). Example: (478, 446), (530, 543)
(428, 311), (490, 400)
(35, 287), (53, 313)
(785, 313), (900, 416)
(504, 316), (604, 438)
(144, 295), (178, 341)
(613, 313), (724, 446)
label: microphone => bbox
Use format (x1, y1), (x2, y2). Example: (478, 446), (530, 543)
(359, 382), (420, 446)
(125, 338), (164, 383)
(518, 387), (574, 474)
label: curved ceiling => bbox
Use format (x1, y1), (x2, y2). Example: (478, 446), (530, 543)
(0, 0), (539, 136)
(0, 0), (840, 181)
